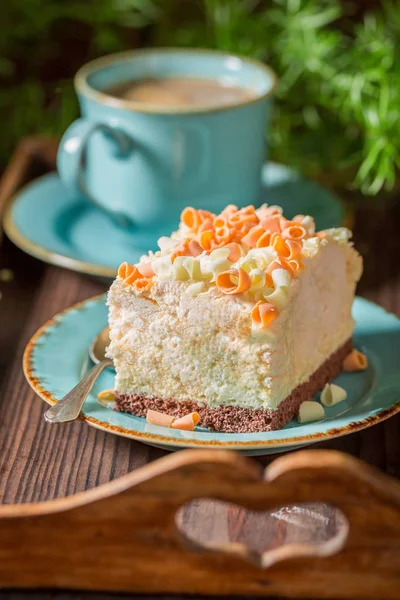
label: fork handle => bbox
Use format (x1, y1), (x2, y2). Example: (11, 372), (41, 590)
(44, 359), (113, 423)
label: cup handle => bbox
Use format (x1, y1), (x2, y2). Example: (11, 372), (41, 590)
(57, 118), (134, 227)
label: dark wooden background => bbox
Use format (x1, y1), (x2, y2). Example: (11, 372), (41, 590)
(0, 140), (399, 599)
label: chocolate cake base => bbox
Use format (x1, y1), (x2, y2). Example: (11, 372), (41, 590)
(114, 338), (352, 433)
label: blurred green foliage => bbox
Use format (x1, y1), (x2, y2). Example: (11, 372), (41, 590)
(0, 0), (158, 160)
(1, 0), (399, 194)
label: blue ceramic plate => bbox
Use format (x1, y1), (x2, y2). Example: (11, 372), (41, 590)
(5, 163), (343, 279)
(24, 295), (400, 456)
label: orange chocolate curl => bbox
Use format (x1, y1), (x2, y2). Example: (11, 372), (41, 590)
(214, 225), (232, 245)
(188, 239), (203, 257)
(342, 349), (368, 372)
(251, 301), (279, 328)
(229, 206), (258, 229)
(181, 207), (201, 231)
(260, 215), (281, 234)
(171, 412), (200, 431)
(221, 204), (239, 219)
(272, 234), (290, 257)
(134, 278), (153, 292)
(199, 229), (215, 251)
(213, 215), (228, 229)
(118, 261), (154, 291)
(242, 226), (265, 248)
(171, 239), (190, 262)
(282, 225), (307, 241)
(198, 209), (213, 221)
(256, 231), (272, 249)
(287, 258), (304, 274)
(216, 268), (251, 294)
(225, 242), (242, 262)
(267, 259), (290, 276)
(198, 218), (215, 234)
(146, 410), (175, 427)
(118, 263), (142, 285)
(286, 239), (302, 260)
(118, 262), (136, 280)
(257, 205), (281, 219)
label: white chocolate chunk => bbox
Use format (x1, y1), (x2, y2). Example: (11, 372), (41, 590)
(186, 281), (205, 297)
(302, 236), (320, 258)
(300, 215), (316, 235)
(324, 227), (352, 244)
(152, 255), (173, 279)
(297, 401), (325, 423)
(321, 383), (347, 406)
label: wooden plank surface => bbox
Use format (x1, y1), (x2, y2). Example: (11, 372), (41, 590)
(0, 142), (399, 599)
(2, 450), (400, 599)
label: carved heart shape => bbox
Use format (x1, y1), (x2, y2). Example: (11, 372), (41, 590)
(176, 500), (348, 568)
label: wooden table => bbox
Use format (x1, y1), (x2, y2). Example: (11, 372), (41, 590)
(0, 140), (399, 600)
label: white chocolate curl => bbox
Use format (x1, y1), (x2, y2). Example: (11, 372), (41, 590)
(272, 268), (291, 291)
(200, 248), (230, 280)
(263, 268), (291, 310)
(182, 256), (203, 280)
(235, 248), (275, 272)
(237, 257), (257, 274)
(320, 383), (347, 406)
(297, 401), (325, 423)
(263, 287), (289, 311)
(249, 268), (266, 291)
(173, 256), (190, 281)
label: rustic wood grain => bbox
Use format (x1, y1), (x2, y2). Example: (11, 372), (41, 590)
(2, 450), (400, 598)
(0, 139), (399, 600)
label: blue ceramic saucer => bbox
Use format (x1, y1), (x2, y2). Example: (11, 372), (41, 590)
(24, 295), (400, 456)
(4, 163), (343, 279)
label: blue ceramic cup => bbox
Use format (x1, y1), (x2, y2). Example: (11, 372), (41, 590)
(57, 49), (276, 232)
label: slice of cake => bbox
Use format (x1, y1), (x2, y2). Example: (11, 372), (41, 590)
(107, 204), (362, 433)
